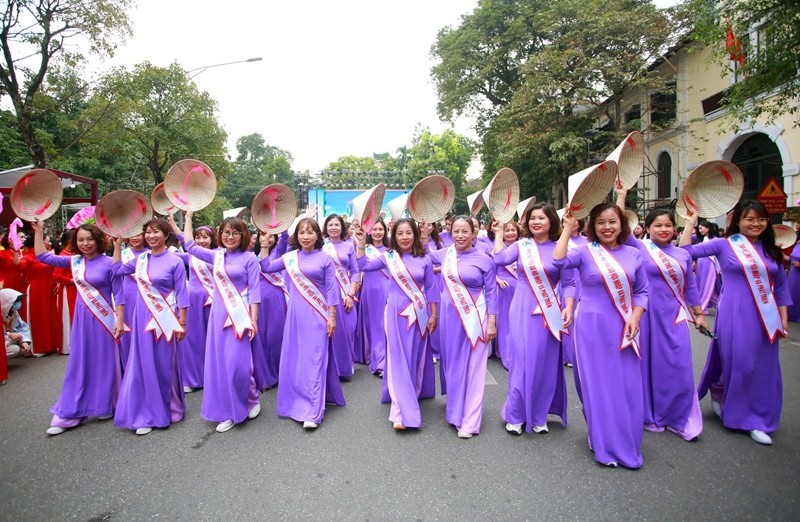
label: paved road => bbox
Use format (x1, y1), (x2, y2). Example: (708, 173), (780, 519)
(1, 317), (799, 521)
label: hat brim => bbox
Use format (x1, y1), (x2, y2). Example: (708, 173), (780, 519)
(251, 184), (297, 234)
(95, 190), (154, 238)
(10, 169), (63, 221)
(407, 175), (455, 223)
(164, 159), (217, 211)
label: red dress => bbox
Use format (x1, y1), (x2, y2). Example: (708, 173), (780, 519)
(52, 249), (77, 354)
(19, 251), (60, 355)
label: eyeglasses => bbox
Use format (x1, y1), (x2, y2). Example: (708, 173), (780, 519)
(222, 230), (242, 238)
(741, 217), (769, 225)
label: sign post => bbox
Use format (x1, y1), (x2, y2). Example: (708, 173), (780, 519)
(757, 178), (787, 214)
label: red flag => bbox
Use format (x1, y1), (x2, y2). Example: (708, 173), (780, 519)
(726, 26), (745, 66)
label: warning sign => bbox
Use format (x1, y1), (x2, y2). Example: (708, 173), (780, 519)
(757, 178), (787, 213)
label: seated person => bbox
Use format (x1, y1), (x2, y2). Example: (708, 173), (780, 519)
(1, 288), (32, 357)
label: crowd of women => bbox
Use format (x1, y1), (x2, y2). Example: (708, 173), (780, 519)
(0, 193), (793, 469)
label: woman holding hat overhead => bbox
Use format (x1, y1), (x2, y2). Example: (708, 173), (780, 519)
(260, 218), (344, 429)
(354, 218), (438, 430)
(32, 218), (125, 436)
(111, 219), (188, 436)
(491, 203), (576, 436)
(489, 219), (523, 368)
(560, 215), (588, 371)
(553, 204), (648, 468)
(322, 214), (360, 378)
(117, 233), (149, 372)
(354, 218), (390, 376)
(428, 215), (498, 439)
(680, 200), (790, 445)
(172, 212), (261, 434)
(253, 230), (289, 391)
(694, 220), (722, 314)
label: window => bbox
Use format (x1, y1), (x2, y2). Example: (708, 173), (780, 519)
(656, 152), (672, 199)
(650, 89), (676, 124)
(624, 104), (641, 124)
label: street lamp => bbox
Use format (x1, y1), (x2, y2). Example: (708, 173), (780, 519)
(187, 57), (263, 78)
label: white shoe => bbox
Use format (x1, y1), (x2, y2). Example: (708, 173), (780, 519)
(183, 386), (195, 394)
(248, 403), (261, 420)
(605, 461), (619, 468)
(750, 430), (773, 445)
(46, 426), (66, 436)
(97, 414), (113, 420)
(532, 423), (549, 434)
(711, 400), (722, 418)
(216, 420), (235, 433)
(303, 421), (319, 430)
(457, 431), (473, 439)
(135, 427), (152, 436)
(505, 423), (523, 435)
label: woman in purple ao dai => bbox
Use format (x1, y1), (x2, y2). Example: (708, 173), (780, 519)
(260, 218), (344, 429)
(32, 219), (125, 436)
(788, 244), (800, 322)
(354, 219), (390, 376)
(322, 214), (360, 378)
(112, 219), (188, 435)
(681, 200), (790, 446)
(553, 204), (648, 469)
(173, 213), (261, 434)
(492, 203), (576, 436)
(253, 230), (289, 391)
(490, 220), (523, 368)
(117, 233), (148, 373)
(355, 218), (439, 430)
(428, 216), (498, 439)
(559, 218), (588, 370)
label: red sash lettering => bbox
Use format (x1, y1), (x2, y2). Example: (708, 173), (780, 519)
(191, 256), (214, 306)
(643, 239), (693, 325)
(518, 239), (567, 341)
(72, 256), (125, 340)
(135, 252), (184, 342)
(443, 246), (486, 348)
(385, 250), (429, 337)
(283, 250), (329, 320)
(213, 249), (254, 339)
(323, 240), (352, 298)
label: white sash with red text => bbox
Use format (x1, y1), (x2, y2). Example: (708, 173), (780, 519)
(71, 256), (124, 340)
(213, 249), (254, 339)
(443, 246), (486, 348)
(283, 250), (329, 320)
(385, 250), (429, 337)
(365, 244), (389, 279)
(261, 271), (289, 304)
(643, 239), (693, 325)
(323, 240), (352, 298)
(135, 253), (183, 342)
(587, 242), (640, 356)
(191, 256), (215, 306)
(518, 239), (567, 341)
(728, 234), (784, 342)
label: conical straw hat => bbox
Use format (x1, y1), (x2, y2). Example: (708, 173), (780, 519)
(623, 209), (639, 231)
(773, 224), (796, 249)
(682, 160), (744, 218)
(556, 207), (566, 220)
(517, 196), (537, 221)
(150, 183), (178, 216)
(350, 183), (386, 233)
(95, 190), (153, 238)
(467, 190), (484, 216)
(567, 161), (618, 219)
(164, 159), (217, 211)
(251, 184), (297, 234)
(606, 131), (644, 190)
(675, 191), (690, 218)
(482, 167), (520, 223)
(10, 168), (63, 221)
(407, 175), (455, 223)
(387, 194), (408, 222)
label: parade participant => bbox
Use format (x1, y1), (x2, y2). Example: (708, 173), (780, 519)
(553, 204), (648, 468)
(694, 220), (722, 313)
(560, 216), (588, 370)
(354, 219), (390, 375)
(492, 203), (576, 435)
(0, 236), (25, 302)
(420, 220), (444, 365)
(354, 218), (438, 429)
(173, 212), (261, 434)
(428, 216), (498, 439)
(489, 219), (523, 367)
(53, 230), (77, 355)
(20, 234), (59, 355)
(253, 230), (289, 390)
(176, 225), (216, 393)
(32, 218), (125, 436)
(680, 200), (790, 445)
(117, 233), (149, 371)
(439, 217), (455, 247)
(112, 219), (188, 436)
(260, 218), (344, 429)
(788, 244), (800, 322)
(322, 214), (360, 378)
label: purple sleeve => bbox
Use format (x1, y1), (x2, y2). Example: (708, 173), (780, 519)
(428, 247), (445, 266)
(246, 254), (262, 305)
(112, 258), (136, 277)
(552, 247), (583, 270)
(492, 243), (519, 266)
(36, 251), (71, 268)
(631, 252), (649, 310)
(423, 256), (439, 304)
(260, 256), (286, 274)
(324, 257), (341, 307)
(185, 239), (216, 264)
(174, 257), (190, 309)
(111, 265), (125, 307)
(791, 245), (800, 262)
(772, 261), (792, 307)
(559, 265), (577, 300)
(357, 255), (386, 272)
(682, 238), (724, 259)
(271, 232), (289, 260)
(483, 256), (499, 315)
(682, 253), (701, 307)
(346, 244), (359, 281)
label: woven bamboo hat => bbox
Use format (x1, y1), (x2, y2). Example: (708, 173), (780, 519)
(10, 168), (63, 221)
(517, 196), (537, 221)
(387, 194), (408, 222)
(351, 183), (386, 233)
(482, 167), (520, 223)
(606, 131), (644, 190)
(407, 175), (455, 223)
(150, 183), (178, 216)
(623, 209), (639, 231)
(675, 191), (690, 218)
(567, 161), (618, 219)
(467, 190), (484, 216)
(773, 224), (796, 249)
(682, 160), (744, 218)
(95, 190), (154, 238)
(251, 184), (297, 234)
(164, 159), (217, 211)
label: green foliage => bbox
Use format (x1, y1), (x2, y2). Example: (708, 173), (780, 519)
(0, 110), (29, 168)
(324, 155), (382, 172)
(221, 133), (294, 209)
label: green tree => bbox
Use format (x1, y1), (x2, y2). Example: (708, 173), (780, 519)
(0, 0), (133, 167)
(324, 155), (382, 172)
(221, 133), (294, 209)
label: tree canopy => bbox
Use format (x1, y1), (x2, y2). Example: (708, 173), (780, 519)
(221, 133), (294, 209)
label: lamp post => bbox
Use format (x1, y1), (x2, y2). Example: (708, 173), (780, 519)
(187, 57), (263, 79)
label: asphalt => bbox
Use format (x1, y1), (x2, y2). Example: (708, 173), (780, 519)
(1, 315), (799, 521)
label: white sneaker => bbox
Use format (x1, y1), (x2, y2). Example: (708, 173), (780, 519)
(505, 423), (523, 435)
(303, 421), (319, 429)
(46, 426), (66, 436)
(532, 423), (549, 434)
(750, 430), (773, 445)
(248, 403), (261, 420)
(97, 414), (113, 420)
(605, 461), (619, 468)
(711, 400), (722, 418)
(216, 420), (235, 433)
(457, 431), (473, 439)
(135, 427), (152, 436)
(183, 386), (195, 394)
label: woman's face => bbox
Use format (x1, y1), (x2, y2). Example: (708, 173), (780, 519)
(698, 224), (709, 236)
(75, 229), (98, 257)
(220, 225), (243, 250)
(646, 215), (674, 246)
(144, 225), (167, 250)
(528, 210), (551, 239)
(633, 224), (644, 237)
(739, 209), (769, 240)
(503, 222), (519, 243)
(326, 218), (342, 240)
(127, 234), (145, 250)
(297, 223), (318, 251)
(43, 235), (52, 251)
(394, 223), (414, 252)
(370, 222), (386, 244)
(594, 208), (622, 247)
(452, 219), (473, 251)
(195, 230), (212, 249)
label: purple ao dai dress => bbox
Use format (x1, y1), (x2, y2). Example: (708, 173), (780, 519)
(494, 241), (519, 368)
(176, 251), (213, 390)
(787, 245), (800, 322)
(118, 247), (148, 372)
(355, 244), (389, 374)
(253, 233), (289, 391)
(325, 239), (359, 378)
(560, 234), (588, 368)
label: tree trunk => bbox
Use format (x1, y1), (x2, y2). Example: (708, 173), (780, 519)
(16, 111), (48, 167)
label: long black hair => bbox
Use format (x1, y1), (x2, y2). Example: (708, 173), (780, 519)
(727, 199), (782, 263)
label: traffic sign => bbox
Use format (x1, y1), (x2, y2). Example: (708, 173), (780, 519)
(757, 178), (787, 213)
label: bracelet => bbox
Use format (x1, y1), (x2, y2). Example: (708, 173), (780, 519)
(357, 246), (366, 251)
(431, 315), (438, 319)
